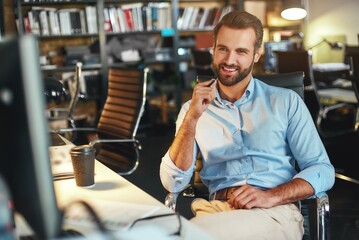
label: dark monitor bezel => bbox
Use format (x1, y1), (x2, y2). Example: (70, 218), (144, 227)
(0, 35), (62, 238)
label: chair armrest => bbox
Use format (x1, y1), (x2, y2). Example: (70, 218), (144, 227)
(53, 127), (98, 134)
(321, 102), (351, 118)
(164, 184), (193, 211)
(301, 192), (330, 240)
(89, 138), (142, 150)
(165, 192), (180, 211)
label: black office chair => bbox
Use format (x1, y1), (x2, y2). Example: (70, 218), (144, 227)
(275, 50), (357, 138)
(191, 49), (214, 76)
(165, 72), (330, 240)
(345, 50), (359, 131)
(55, 66), (149, 175)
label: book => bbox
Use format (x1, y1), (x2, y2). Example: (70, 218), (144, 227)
(109, 6), (121, 33)
(198, 8), (210, 29)
(143, 6), (152, 31)
(85, 6), (96, 34)
(188, 7), (199, 29)
(39, 10), (50, 35)
(103, 8), (112, 32)
(79, 9), (87, 34)
(181, 6), (194, 30)
(28, 10), (40, 35)
(122, 7), (134, 31)
(116, 8), (129, 32)
(48, 10), (61, 35)
(58, 9), (71, 35)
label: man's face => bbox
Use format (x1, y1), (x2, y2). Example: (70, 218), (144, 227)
(212, 26), (261, 87)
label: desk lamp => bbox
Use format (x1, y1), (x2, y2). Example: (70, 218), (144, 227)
(307, 39), (343, 51)
(44, 76), (67, 109)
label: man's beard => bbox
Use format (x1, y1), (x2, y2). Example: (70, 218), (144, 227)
(213, 61), (254, 87)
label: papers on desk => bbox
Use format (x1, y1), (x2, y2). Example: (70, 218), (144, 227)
(49, 144), (74, 179)
(312, 62), (350, 72)
(63, 199), (160, 231)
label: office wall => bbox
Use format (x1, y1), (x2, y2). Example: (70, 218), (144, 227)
(305, 0), (359, 63)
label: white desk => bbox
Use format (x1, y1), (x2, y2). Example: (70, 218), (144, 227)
(15, 146), (213, 239)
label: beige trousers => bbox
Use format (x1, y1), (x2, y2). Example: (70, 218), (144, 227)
(190, 198), (304, 240)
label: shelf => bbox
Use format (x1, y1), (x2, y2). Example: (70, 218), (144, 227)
(20, 1), (98, 6)
(41, 64), (102, 73)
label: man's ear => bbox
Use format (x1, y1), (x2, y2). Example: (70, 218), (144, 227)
(254, 48), (262, 63)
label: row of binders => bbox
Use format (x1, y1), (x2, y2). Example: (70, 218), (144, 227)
(22, 6), (98, 35)
(177, 6), (234, 30)
(20, 4), (234, 36)
(104, 2), (172, 33)
(20, 3), (172, 36)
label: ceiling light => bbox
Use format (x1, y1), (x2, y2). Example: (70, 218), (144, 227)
(281, 0), (307, 21)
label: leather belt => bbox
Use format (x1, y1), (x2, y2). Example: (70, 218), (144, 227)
(210, 187), (241, 201)
(210, 187), (302, 211)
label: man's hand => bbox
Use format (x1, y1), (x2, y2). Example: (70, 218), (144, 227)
(227, 179), (314, 209)
(227, 185), (277, 209)
(187, 79), (217, 120)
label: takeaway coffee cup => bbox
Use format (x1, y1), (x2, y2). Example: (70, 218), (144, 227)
(70, 145), (95, 187)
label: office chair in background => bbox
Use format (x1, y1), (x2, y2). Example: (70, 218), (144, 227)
(165, 72), (330, 240)
(275, 50), (359, 186)
(190, 49), (214, 76)
(345, 49), (359, 131)
(275, 50), (357, 138)
(56, 66), (148, 175)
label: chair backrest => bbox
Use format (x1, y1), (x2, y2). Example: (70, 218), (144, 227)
(254, 71), (305, 99)
(191, 49), (214, 76)
(346, 50), (359, 96)
(97, 67), (148, 139)
(275, 50), (314, 87)
(345, 50), (359, 130)
(95, 67), (148, 174)
(274, 50), (321, 123)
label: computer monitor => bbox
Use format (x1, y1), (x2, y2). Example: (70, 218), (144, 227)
(263, 41), (295, 72)
(0, 35), (62, 238)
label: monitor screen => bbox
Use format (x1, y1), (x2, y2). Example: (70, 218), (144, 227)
(0, 35), (62, 238)
(263, 41), (295, 72)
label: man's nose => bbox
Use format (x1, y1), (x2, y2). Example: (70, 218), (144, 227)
(224, 51), (237, 64)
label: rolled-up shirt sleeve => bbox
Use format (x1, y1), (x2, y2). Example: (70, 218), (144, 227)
(160, 150), (195, 193)
(287, 92), (335, 195)
(160, 101), (197, 193)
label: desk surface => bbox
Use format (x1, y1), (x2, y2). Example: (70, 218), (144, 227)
(15, 144), (213, 239)
(318, 88), (358, 104)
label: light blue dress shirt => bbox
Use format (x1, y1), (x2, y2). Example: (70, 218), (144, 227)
(160, 77), (335, 197)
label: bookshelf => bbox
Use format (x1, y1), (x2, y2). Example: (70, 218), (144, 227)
(14, 0), (302, 123)
(15, 0), (103, 114)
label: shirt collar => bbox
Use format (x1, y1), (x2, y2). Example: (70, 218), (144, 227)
(213, 77), (255, 107)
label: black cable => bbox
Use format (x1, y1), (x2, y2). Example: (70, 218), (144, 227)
(129, 212), (182, 236)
